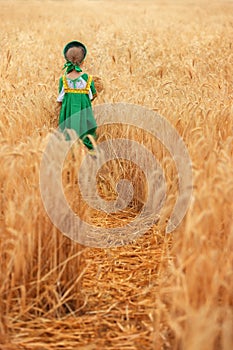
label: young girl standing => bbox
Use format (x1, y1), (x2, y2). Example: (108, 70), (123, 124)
(57, 41), (97, 149)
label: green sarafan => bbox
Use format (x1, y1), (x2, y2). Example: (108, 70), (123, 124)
(0, 0), (233, 349)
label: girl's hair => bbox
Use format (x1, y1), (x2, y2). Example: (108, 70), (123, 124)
(65, 46), (86, 66)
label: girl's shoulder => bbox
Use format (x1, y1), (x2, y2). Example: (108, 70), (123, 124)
(80, 73), (89, 81)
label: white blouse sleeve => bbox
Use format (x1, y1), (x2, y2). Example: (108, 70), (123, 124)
(57, 86), (65, 102)
(88, 89), (93, 101)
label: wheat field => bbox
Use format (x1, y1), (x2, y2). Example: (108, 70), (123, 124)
(0, 0), (233, 349)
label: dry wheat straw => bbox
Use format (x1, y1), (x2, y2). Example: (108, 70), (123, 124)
(0, 0), (233, 349)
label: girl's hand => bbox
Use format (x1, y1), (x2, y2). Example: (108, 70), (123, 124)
(93, 76), (104, 93)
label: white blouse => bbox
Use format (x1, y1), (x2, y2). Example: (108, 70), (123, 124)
(57, 76), (93, 102)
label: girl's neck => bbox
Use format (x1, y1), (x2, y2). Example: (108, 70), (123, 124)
(66, 70), (83, 79)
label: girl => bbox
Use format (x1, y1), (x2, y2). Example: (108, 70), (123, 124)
(57, 41), (97, 149)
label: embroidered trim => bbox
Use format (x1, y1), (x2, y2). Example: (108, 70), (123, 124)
(62, 75), (92, 94)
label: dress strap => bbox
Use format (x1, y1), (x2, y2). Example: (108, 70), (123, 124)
(62, 75), (92, 94)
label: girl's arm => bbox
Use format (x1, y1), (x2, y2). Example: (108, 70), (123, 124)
(54, 78), (63, 127)
(57, 77), (65, 102)
(90, 77), (97, 101)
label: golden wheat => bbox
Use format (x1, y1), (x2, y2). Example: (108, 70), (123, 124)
(0, 0), (233, 349)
